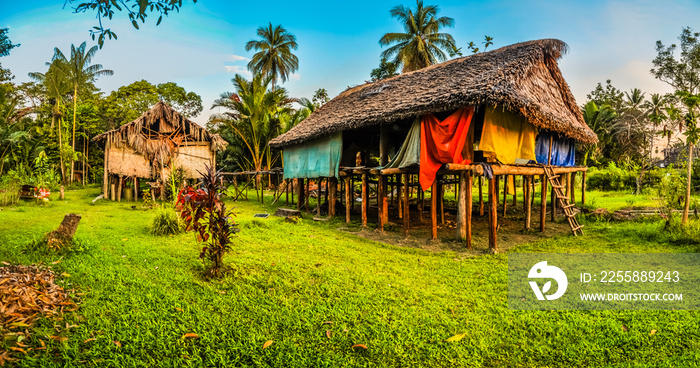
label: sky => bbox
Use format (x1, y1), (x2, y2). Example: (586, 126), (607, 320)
(2, 0), (700, 126)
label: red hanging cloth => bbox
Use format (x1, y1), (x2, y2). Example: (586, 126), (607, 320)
(419, 107), (474, 191)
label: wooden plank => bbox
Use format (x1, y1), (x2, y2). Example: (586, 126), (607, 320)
(488, 177), (497, 252)
(444, 164), (587, 176)
(362, 172), (368, 227)
(345, 177), (351, 223)
(403, 173), (410, 236)
(540, 175), (547, 232)
(431, 179), (438, 240)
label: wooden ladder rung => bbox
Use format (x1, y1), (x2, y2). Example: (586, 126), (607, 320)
(551, 184), (565, 189)
(562, 203), (576, 209)
(572, 225), (584, 231)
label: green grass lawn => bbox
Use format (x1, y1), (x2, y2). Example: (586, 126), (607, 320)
(1, 186), (699, 367)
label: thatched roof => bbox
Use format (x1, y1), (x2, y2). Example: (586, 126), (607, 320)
(93, 101), (227, 164)
(269, 39), (597, 148)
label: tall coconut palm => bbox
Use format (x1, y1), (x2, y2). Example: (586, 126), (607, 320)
(245, 24), (299, 90)
(29, 60), (72, 183)
(52, 41), (113, 184)
(581, 101), (616, 166)
(379, 0), (456, 72)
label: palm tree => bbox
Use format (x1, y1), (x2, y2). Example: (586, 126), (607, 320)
(245, 24), (299, 90)
(211, 73), (292, 177)
(52, 42), (113, 184)
(379, 0), (456, 73)
(581, 101), (616, 166)
(29, 60), (72, 183)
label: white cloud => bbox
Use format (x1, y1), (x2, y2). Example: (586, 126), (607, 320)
(223, 65), (251, 75)
(289, 73), (301, 81)
(227, 54), (249, 62)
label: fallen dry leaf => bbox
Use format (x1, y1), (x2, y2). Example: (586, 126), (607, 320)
(351, 344), (368, 350)
(51, 259), (61, 265)
(262, 340), (273, 349)
(83, 338), (96, 343)
(650, 329), (657, 335)
(182, 333), (199, 339)
(175, 307), (183, 312)
(113, 341), (121, 347)
(446, 333), (467, 342)
(325, 330), (331, 339)
(622, 325), (629, 332)
(322, 321), (333, 325)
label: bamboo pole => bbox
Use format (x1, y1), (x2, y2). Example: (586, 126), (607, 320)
(540, 175), (547, 232)
(488, 177), (497, 252)
(403, 173), (410, 236)
(431, 179), (438, 240)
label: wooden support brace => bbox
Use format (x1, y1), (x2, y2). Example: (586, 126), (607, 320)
(403, 173), (410, 236)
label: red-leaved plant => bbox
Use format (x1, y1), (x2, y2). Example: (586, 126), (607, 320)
(177, 165), (238, 277)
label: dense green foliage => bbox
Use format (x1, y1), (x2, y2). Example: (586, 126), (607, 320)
(1, 187), (699, 367)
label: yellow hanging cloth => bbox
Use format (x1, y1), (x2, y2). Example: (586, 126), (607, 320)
(479, 106), (537, 165)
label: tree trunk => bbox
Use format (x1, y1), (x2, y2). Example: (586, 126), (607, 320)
(71, 85), (78, 185)
(58, 116), (66, 184)
(683, 142), (694, 225)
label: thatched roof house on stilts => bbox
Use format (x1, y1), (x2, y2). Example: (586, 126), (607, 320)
(93, 101), (228, 202)
(269, 39), (598, 251)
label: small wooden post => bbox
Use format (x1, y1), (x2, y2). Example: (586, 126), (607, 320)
(305, 180), (310, 212)
(565, 173), (571, 199)
(316, 178), (323, 216)
(488, 177), (497, 252)
(110, 178), (115, 201)
(60, 185), (65, 200)
(512, 176), (517, 206)
(117, 176), (123, 202)
(570, 171), (576, 204)
(134, 177), (139, 202)
(582, 170), (587, 205)
(403, 173), (410, 236)
(297, 178), (304, 211)
(103, 143), (109, 196)
(457, 172), (472, 248)
(431, 179), (438, 240)
(397, 174), (403, 219)
(478, 176), (484, 216)
(540, 175), (547, 232)
(502, 174), (508, 216)
(378, 175), (386, 231)
(551, 181), (556, 222)
(418, 182), (423, 222)
(345, 177), (351, 223)
(439, 178), (445, 225)
(524, 175), (531, 230)
(361, 172), (368, 227)
(329, 177), (337, 217)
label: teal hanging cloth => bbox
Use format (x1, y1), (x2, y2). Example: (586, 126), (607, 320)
(283, 132), (343, 179)
(383, 118), (421, 169)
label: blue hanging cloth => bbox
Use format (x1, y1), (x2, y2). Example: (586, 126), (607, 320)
(535, 131), (576, 167)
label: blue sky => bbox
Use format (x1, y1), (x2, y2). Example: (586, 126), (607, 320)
(2, 0), (700, 125)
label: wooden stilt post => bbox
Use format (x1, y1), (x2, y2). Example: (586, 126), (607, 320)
(285, 179), (289, 205)
(317, 178), (322, 216)
(103, 143), (109, 196)
(488, 177), (497, 252)
(403, 173), (410, 236)
(582, 170), (586, 205)
(565, 173), (571, 199)
(378, 175), (386, 231)
(503, 174), (508, 216)
(512, 175), (517, 206)
(305, 180), (310, 213)
(540, 175), (547, 232)
(329, 177), (337, 217)
(345, 177), (351, 223)
(524, 175), (531, 230)
(457, 172), (472, 247)
(117, 175), (123, 202)
(439, 178), (445, 225)
(570, 171), (576, 204)
(551, 181), (556, 222)
(431, 179), (438, 240)
(297, 178), (304, 211)
(110, 176), (116, 201)
(418, 181), (423, 222)
(478, 176), (484, 216)
(397, 174), (403, 219)
(361, 172), (368, 227)
(134, 177), (139, 202)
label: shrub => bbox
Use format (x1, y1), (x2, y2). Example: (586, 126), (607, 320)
(150, 209), (184, 235)
(177, 165), (238, 277)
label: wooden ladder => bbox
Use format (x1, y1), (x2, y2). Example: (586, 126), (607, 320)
(542, 165), (583, 236)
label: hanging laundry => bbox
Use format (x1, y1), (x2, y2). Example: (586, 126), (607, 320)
(479, 106), (536, 164)
(535, 131), (576, 166)
(384, 118), (421, 169)
(419, 107), (474, 190)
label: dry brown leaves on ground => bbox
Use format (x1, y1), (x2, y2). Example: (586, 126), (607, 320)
(0, 263), (80, 366)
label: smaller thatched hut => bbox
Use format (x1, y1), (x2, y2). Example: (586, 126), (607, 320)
(94, 101), (227, 201)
